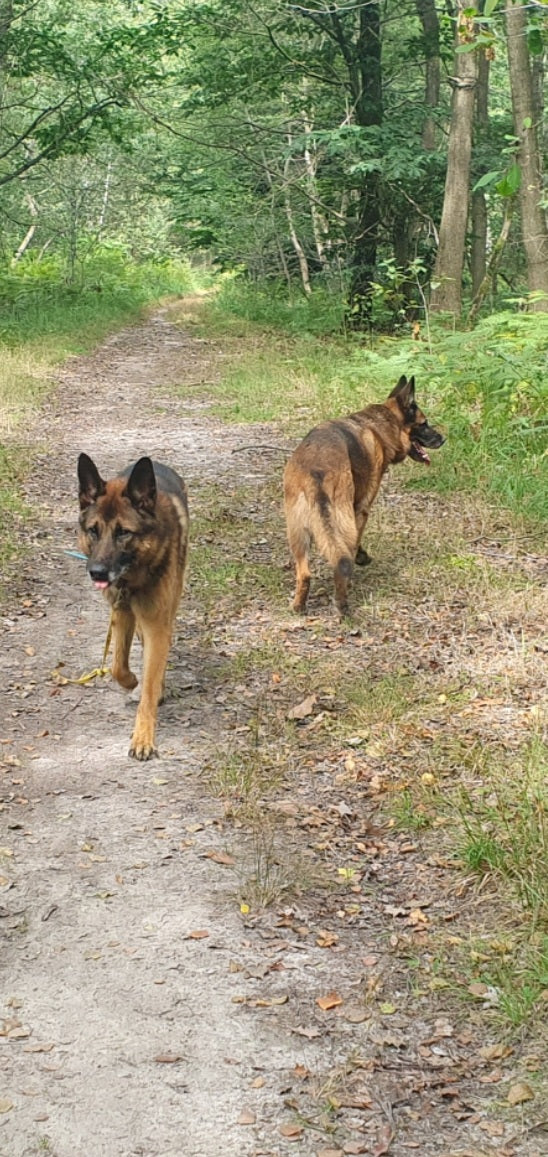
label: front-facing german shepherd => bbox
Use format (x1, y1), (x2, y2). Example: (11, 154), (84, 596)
(284, 375), (444, 616)
(77, 454), (189, 760)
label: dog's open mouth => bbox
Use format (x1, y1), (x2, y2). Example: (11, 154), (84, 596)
(410, 441), (431, 465)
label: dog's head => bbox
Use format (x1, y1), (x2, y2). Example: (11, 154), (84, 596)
(77, 454), (157, 590)
(388, 375), (445, 465)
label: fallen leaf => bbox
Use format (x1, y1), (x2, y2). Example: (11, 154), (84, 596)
(372, 1123), (394, 1156)
(237, 1108), (256, 1125)
(316, 991), (343, 1011)
(0, 1098), (13, 1114)
(184, 929), (209, 940)
(7, 1025), (31, 1039)
(279, 1122), (303, 1139)
(468, 981), (488, 998)
(154, 1054), (182, 1064)
(287, 694), (317, 721)
(247, 994), (288, 1008)
(316, 930), (338, 948)
(204, 850), (235, 867)
(24, 1043), (54, 1054)
(479, 1043), (513, 1061)
(250, 1076), (265, 1089)
(292, 1025), (321, 1039)
(507, 1081), (534, 1106)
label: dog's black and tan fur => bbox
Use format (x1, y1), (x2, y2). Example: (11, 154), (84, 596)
(77, 454), (189, 760)
(284, 376), (444, 616)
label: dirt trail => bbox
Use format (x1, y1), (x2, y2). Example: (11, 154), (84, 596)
(1, 308), (312, 1157)
(1, 305), (545, 1157)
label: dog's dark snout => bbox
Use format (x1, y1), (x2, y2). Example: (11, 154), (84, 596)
(88, 563), (109, 584)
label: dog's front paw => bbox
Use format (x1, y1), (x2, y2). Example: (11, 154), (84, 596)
(355, 547), (372, 567)
(128, 735), (158, 760)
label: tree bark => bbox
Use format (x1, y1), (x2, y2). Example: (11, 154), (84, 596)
(468, 196), (515, 324)
(505, 0), (548, 311)
(430, 3), (478, 316)
(471, 50), (490, 296)
(415, 0), (440, 150)
(347, 0), (383, 327)
(283, 152), (311, 296)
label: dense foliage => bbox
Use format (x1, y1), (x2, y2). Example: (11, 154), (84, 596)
(0, 0), (546, 321)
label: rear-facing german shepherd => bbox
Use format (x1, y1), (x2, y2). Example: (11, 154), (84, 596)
(77, 454), (189, 760)
(284, 375), (444, 616)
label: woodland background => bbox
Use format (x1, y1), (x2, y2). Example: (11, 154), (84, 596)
(0, 0), (548, 1092)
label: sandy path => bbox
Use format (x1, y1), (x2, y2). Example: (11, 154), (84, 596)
(1, 309), (313, 1157)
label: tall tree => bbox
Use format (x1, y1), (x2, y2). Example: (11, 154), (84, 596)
(505, 0), (548, 310)
(430, 1), (478, 315)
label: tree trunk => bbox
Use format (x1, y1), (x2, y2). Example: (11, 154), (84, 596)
(347, 0), (383, 327)
(430, 3), (478, 316)
(468, 196), (515, 324)
(302, 110), (329, 271)
(11, 192), (37, 265)
(505, 0), (548, 311)
(471, 50), (490, 296)
(415, 0), (440, 149)
(283, 153), (311, 296)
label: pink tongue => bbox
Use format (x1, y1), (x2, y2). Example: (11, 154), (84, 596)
(93, 580), (110, 590)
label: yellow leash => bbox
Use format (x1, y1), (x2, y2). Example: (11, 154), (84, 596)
(52, 613), (113, 686)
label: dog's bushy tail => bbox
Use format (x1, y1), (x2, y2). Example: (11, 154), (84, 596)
(286, 485), (356, 569)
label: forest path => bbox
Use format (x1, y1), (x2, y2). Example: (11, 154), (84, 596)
(1, 301), (545, 1157)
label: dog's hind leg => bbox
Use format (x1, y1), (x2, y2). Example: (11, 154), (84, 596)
(354, 508), (372, 567)
(111, 608), (138, 690)
(333, 555), (353, 616)
(287, 519), (312, 613)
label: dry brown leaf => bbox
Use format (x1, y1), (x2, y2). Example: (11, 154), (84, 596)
(316, 991), (343, 1011)
(507, 1081), (534, 1106)
(316, 930), (339, 948)
(287, 694), (317, 721)
(154, 1053), (182, 1064)
(248, 994), (288, 1008)
(372, 1124), (394, 1156)
(479, 1042), (513, 1061)
(184, 929), (209, 940)
(23, 1043), (54, 1054)
(292, 1024), (321, 1039)
(250, 1076), (265, 1089)
(204, 850), (235, 867)
(0, 1098), (13, 1114)
(7, 1025), (31, 1039)
(468, 981), (488, 998)
(279, 1122), (303, 1139)
(317, 1149), (343, 1157)
(237, 1108), (256, 1125)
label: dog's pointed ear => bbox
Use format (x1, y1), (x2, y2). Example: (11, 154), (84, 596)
(125, 457), (157, 514)
(78, 453), (106, 510)
(389, 375), (415, 411)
